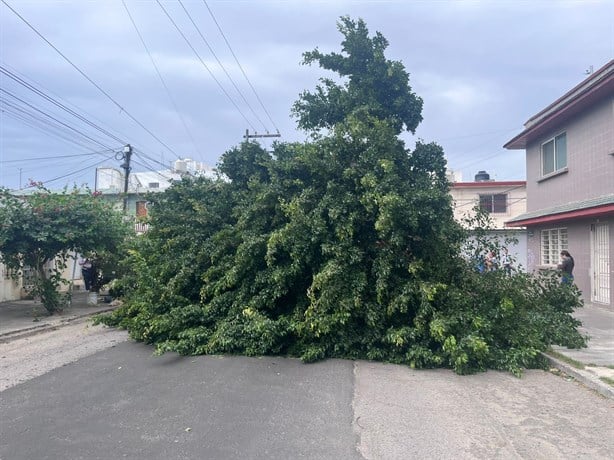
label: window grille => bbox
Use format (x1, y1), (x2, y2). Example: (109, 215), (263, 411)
(541, 228), (568, 265)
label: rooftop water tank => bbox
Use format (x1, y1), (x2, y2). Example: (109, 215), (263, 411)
(174, 159), (187, 173)
(475, 170), (490, 182)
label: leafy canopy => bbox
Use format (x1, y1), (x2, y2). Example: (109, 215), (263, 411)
(98, 17), (585, 375)
(0, 184), (129, 313)
(293, 16), (423, 135)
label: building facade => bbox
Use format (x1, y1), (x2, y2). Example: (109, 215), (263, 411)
(450, 172), (528, 269)
(504, 60), (613, 307)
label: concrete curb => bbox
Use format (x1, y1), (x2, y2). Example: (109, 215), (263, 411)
(542, 352), (614, 400)
(0, 307), (117, 343)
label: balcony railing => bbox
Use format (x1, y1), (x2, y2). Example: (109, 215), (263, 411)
(134, 222), (150, 234)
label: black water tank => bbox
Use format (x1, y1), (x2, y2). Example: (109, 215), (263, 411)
(475, 170), (490, 181)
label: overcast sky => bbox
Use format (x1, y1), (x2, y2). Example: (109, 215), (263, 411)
(0, 0), (612, 190)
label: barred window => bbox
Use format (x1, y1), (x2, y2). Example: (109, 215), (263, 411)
(541, 228), (568, 265)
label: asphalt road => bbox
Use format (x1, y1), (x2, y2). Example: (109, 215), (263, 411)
(1, 325), (613, 459)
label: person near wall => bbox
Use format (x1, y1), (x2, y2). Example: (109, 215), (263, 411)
(484, 251), (497, 272)
(500, 247), (512, 275)
(557, 250), (575, 285)
(79, 257), (93, 291)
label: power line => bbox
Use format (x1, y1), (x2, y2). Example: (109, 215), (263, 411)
(121, 0), (202, 159)
(130, 157), (175, 182)
(1, 0), (182, 159)
(447, 127), (520, 171)
(133, 147), (175, 171)
(0, 149), (114, 164)
(20, 153), (114, 190)
(0, 93), (115, 152)
(1, 63), (139, 149)
(13, 148), (114, 181)
(452, 184), (526, 211)
(0, 90), (115, 150)
(155, 0), (256, 132)
(1, 105), (113, 152)
(0, 65), (128, 145)
(178, 0), (267, 132)
(202, 0), (279, 133)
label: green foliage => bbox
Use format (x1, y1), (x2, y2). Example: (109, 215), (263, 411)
(0, 184), (129, 313)
(293, 16), (423, 135)
(97, 17), (586, 375)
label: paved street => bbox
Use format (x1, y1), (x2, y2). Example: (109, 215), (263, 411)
(1, 325), (613, 459)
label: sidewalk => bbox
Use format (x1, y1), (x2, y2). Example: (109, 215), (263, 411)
(546, 301), (614, 399)
(0, 289), (117, 342)
(1, 291), (613, 398)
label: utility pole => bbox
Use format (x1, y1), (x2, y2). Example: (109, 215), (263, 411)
(243, 129), (281, 140)
(120, 144), (133, 213)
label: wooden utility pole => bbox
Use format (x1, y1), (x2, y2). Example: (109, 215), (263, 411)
(244, 129), (281, 140)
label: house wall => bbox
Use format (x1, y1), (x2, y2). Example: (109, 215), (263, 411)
(527, 218), (613, 307)
(525, 97), (614, 212)
(0, 262), (22, 302)
(451, 183), (527, 229)
(0, 255), (84, 302)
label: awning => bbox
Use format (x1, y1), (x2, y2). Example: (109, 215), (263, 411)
(506, 195), (614, 227)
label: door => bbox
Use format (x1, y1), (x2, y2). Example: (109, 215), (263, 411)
(591, 223), (610, 304)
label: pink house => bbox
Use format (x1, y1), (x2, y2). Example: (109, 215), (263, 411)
(504, 60), (614, 307)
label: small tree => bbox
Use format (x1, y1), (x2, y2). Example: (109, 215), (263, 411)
(0, 184), (129, 314)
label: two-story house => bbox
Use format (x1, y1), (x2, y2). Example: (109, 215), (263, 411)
(450, 170), (527, 269)
(504, 60), (613, 307)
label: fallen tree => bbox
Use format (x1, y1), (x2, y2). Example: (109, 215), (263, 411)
(97, 17), (585, 375)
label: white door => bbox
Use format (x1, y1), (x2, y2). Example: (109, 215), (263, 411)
(591, 223), (610, 304)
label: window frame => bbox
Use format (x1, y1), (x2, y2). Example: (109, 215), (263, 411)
(478, 193), (508, 214)
(541, 132), (567, 177)
(135, 200), (149, 217)
(540, 227), (568, 266)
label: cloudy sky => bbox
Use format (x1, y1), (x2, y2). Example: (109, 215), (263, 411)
(0, 0), (612, 190)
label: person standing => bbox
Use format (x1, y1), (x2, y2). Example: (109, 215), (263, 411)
(79, 257), (93, 291)
(484, 251), (496, 272)
(557, 250), (575, 285)
(500, 248), (512, 275)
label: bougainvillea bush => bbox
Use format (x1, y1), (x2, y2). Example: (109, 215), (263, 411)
(0, 184), (128, 313)
(97, 17), (585, 375)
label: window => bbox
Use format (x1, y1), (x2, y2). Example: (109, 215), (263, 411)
(136, 201), (148, 217)
(479, 194), (507, 213)
(541, 132), (567, 176)
(541, 228), (568, 265)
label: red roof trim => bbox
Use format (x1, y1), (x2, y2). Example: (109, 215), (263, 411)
(453, 181), (526, 188)
(506, 204), (614, 227)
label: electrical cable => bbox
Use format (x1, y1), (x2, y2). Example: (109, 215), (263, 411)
(1, 106), (114, 152)
(1, 0), (182, 159)
(121, 0), (202, 159)
(1, 63), (139, 148)
(0, 65), (128, 145)
(133, 147), (175, 171)
(178, 0), (267, 132)
(0, 91), (115, 150)
(202, 0), (280, 133)
(452, 184), (526, 211)
(0, 150), (114, 164)
(130, 157), (176, 182)
(155, 0), (256, 132)
(21, 152), (114, 189)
